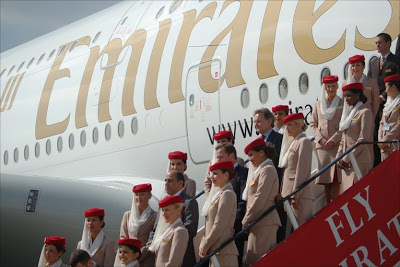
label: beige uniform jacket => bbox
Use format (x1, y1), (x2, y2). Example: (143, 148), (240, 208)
(155, 221), (189, 267)
(281, 136), (314, 200)
(310, 99), (343, 183)
(200, 183), (238, 256)
(379, 101), (400, 160)
(336, 106), (373, 165)
(242, 161), (281, 227)
(119, 208), (157, 247)
(77, 236), (115, 267)
(184, 174), (196, 198)
(343, 77), (380, 118)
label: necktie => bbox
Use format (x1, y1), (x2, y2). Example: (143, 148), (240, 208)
(380, 56), (385, 69)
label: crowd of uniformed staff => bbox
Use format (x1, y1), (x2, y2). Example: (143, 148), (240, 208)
(38, 32), (399, 267)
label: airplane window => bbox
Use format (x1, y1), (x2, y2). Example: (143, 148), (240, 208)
(121, 17), (128, 25)
(105, 124), (111, 141)
(3, 151), (8, 165)
(259, 83), (268, 104)
(35, 142), (40, 158)
(93, 127), (99, 144)
(0, 69), (5, 78)
(57, 137), (63, 152)
(37, 54), (45, 65)
(118, 121), (125, 138)
(131, 117), (138, 135)
(46, 140), (51, 155)
(156, 6), (165, 19)
(17, 62), (25, 72)
(8, 65), (15, 76)
(279, 78), (288, 99)
(69, 134), (75, 150)
(48, 49), (56, 61)
(299, 73), (309, 95)
(81, 131), (87, 147)
(24, 145), (29, 160)
(321, 68), (331, 85)
(70, 41), (78, 52)
(169, 0), (181, 14)
(27, 58), (35, 69)
(14, 148), (19, 163)
(343, 62), (350, 81)
(58, 45), (66, 57)
(189, 94), (195, 106)
(241, 88), (250, 108)
(93, 32), (101, 44)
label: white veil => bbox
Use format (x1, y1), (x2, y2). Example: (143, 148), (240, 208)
(37, 245), (46, 267)
(339, 101), (363, 131)
(80, 219), (105, 257)
(320, 83), (340, 120)
(383, 94), (400, 120)
(242, 158), (271, 200)
(201, 142), (219, 216)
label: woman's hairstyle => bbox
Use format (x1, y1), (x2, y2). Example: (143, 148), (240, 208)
(293, 119), (308, 132)
(251, 142), (276, 161)
(220, 168), (236, 181)
(46, 243), (66, 254)
(99, 216), (105, 228)
(387, 81), (400, 91)
(349, 89), (368, 104)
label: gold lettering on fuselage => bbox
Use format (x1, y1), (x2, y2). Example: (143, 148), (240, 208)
(355, 0), (399, 50)
(144, 19), (172, 110)
(257, 0), (282, 79)
(199, 0), (252, 92)
(168, 2), (217, 104)
(293, 0), (345, 64)
(35, 41), (74, 139)
(1, 75), (18, 112)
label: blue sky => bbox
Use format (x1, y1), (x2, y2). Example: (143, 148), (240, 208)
(0, 0), (122, 53)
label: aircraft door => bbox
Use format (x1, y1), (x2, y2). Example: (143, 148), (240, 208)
(185, 60), (221, 164)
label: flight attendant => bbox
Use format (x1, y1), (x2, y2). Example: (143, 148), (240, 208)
(199, 161), (238, 267)
(272, 105), (289, 134)
(114, 238), (142, 267)
(37, 236), (69, 267)
(310, 75), (343, 203)
(153, 195), (189, 267)
(344, 54), (379, 163)
(77, 208), (115, 267)
(120, 184), (156, 266)
(204, 130), (235, 194)
(378, 74), (400, 160)
(337, 83), (373, 193)
(242, 138), (281, 265)
(168, 151), (196, 197)
(279, 113), (314, 226)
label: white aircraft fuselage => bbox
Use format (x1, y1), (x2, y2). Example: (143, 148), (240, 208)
(0, 0), (398, 266)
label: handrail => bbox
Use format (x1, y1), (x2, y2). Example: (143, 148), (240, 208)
(194, 140), (398, 266)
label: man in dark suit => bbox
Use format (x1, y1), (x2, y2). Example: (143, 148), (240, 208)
(253, 108), (286, 243)
(164, 170), (199, 267)
(214, 143), (248, 267)
(367, 32), (400, 166)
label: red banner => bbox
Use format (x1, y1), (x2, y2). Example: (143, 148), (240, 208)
(254, 150), (400, 267)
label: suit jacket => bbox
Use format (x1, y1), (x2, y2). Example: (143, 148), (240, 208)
(231, 164), (249, 233)
(342, 77), (380, 118)
(242, 161), (281, 228)
(263, 130), (283, 189)
(281, 136), (314, 200)
(368, 52), (400, 99)
(199, 183), (238, 256)
(310, 98), (344, 148)
(77, 235), (115, 267)
(179, 191), (199, 267)
(336, 105), (373, 165)
(155, 221), (189, 267)
(119, 208), (157, 247)
(379, 102), (400, 145)
(183, 174), (196, 197)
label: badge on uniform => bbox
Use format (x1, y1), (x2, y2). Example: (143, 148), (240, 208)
(289, 149), (295, 153)
(385, 69), (392, 73)
(162, 239), (169, 244)
(383, 124), (390, 131)
(352, 118), (358, 121)
(250, 180), (255, 186)
(366, 86), (372, 90)
(211, 202), (216, 207)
